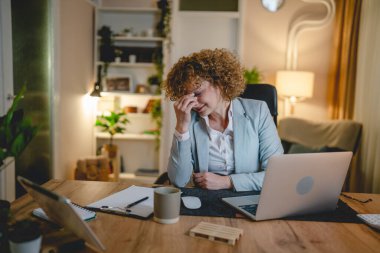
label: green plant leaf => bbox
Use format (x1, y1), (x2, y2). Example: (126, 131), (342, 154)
(95, 111), (129, 145)
(0, 85), (37, 163)
(244, 67), (263, 84)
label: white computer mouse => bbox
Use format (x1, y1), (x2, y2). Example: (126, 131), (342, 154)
(181, 196), (202, 209)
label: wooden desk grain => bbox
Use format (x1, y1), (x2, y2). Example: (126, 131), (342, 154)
(10, 180), (380, 253)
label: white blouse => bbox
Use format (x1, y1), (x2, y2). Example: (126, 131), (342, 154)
(174, 104), (235, 175)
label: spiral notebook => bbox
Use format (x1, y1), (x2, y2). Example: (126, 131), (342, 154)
(33, 203), (96, 222)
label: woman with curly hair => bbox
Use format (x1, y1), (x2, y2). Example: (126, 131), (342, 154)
(163, 48), (283, 191)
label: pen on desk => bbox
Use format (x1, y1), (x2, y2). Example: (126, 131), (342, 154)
(126, 196), (149, 208)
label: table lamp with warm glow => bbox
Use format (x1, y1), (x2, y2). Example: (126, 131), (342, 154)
(276, 70), (314, 115)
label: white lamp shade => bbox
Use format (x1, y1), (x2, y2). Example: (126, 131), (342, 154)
(276, 71), (314, 98)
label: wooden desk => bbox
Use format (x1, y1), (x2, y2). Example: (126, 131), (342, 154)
(10, 180), (380, 253)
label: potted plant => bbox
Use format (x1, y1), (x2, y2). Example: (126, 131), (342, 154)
(148, 49), (163, 95)
(95, 111), (129, 158)
(8, 219), (42, 253)
(114, 48), (123, 63)
(123, 27), (133, 37)
(147, 74), (161, 94)
(244, 66), (263, 84)
(0, 86), (37, 168)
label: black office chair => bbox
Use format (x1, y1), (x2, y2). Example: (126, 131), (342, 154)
(239, 83), (278, 126)
(154, 83), (279, 185)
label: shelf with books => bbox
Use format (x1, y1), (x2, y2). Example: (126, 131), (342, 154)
(94, 0), (167, 181)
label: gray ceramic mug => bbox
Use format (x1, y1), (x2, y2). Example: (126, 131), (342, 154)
(154, 187), (181, 224)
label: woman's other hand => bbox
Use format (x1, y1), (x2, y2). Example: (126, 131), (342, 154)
(193, 172), (232, 190)
(174, 93), (198, 133)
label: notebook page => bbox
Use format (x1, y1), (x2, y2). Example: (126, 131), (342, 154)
(86, 185), (154, 218)
(33, 203), (96, 222)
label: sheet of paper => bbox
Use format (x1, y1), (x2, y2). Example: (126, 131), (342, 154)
(87, 185), (154, 218)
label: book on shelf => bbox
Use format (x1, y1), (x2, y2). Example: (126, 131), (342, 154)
(134, 168), (159, 177)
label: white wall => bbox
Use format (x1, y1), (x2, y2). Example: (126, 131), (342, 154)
(243, 0), (334, 120)
(53, 0), (95, 179)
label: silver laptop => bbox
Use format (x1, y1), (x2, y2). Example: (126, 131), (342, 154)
(222, 152), (353, 221)
(18, 176), (106, 252)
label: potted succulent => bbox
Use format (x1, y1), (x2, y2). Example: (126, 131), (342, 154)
(123, 27), (133, 37)
(114, 48), (123, 63)
(95, 111), (129, 158)
(0, 86), (37, 168)
(147, 74), (161, 94)
(244, 66), (263, 84)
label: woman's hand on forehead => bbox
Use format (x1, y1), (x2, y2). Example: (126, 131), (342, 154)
(184, 80), (208, 97)
(186, 85), (204, 98)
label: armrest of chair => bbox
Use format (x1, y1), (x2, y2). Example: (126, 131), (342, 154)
(154, 172), (171, 185)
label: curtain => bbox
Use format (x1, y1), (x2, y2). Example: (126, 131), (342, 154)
(351, 0), (380, 193)
(327, 0), (362, 119)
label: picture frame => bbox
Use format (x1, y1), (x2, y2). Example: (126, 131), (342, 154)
(105, 76), (132, 92)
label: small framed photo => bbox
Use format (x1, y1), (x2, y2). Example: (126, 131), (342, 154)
(105, 76), (132, 92)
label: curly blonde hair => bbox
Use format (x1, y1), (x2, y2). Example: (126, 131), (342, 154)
(163, 48), (245, 101)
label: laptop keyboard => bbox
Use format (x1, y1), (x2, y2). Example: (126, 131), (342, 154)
(239, 204), (258, 215)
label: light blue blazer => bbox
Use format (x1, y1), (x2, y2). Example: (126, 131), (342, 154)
(167, 98), (284, 191)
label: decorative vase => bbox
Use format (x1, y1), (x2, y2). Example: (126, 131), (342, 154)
(101, 144), (119, 181)
(103, 144), (118, 159)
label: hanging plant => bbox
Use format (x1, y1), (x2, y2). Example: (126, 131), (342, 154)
(97, 26), (114, 77)
(143, 99), (162, 149)
(156, 0), (171, 39)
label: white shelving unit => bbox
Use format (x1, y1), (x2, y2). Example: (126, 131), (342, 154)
(94, 0), (167, 182)
(96, 132), (156, 141)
